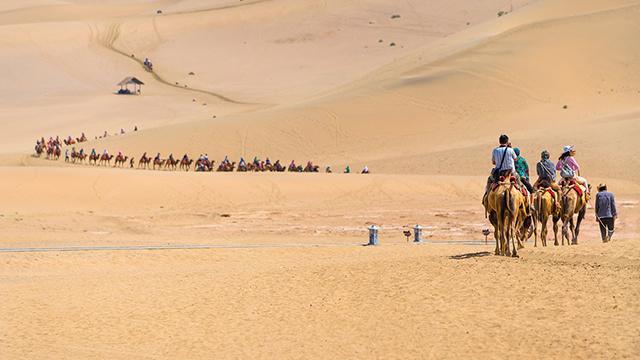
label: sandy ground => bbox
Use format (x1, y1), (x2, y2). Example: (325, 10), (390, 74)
(1, 0), (640, 358)
(2, 240), (639, 359)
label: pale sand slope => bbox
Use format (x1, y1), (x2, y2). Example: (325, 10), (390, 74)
(0, 166), (638, 248)
(2, 240), (639, 359)
(41, 0), (639, 180)
(2, 0), (640, 358)
(0, 0), (532, 153)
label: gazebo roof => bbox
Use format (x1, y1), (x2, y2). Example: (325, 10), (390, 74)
(117, 77), (145, 86)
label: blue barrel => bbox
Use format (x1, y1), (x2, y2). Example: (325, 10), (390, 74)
(414, 224), (423, 243)
(368, 225), (380, 246)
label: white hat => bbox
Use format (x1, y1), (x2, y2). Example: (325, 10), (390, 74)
(563, 145), (574, 153)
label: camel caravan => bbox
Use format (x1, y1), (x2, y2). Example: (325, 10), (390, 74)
(36, 141), (368, 174)
(483, 135), (590, 257)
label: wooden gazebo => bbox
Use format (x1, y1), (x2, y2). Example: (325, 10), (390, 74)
(116, 77), (144, 95)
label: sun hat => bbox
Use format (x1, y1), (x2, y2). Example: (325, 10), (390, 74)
(597, 183), (607, 190)
(563, 145), (574, 153)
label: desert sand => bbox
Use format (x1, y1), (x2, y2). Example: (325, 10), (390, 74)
(1, 0), (639, 358)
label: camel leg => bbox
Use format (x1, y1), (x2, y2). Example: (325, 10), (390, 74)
(553, 217), (559, 246)
(568, 217), (575, 246)
(510, 221), (518, 257)
(504, 222), (511, 257)
(573, 208), (585, 245)
(561, 221), (569, 245)
(533, 215), (539, 248)
(541, 216), (548, 247)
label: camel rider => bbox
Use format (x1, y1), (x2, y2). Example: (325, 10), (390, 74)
(239, 157), (246, 167)
(265, 158), (271, 166)
(344, 165), (351, 174)
(79, 148), (84, 156)
(534, 150), (559, 190)
(91, 148), (96, 157)
(103, 149), (109, 156)
(155, 153), (161, 161)
(326, 166), (332, 173)
(253, 157), (260, 166)
(65, 149), (69, 161)
(486, 134), (517, 193)
(514, 148), (534, 194)
(168, 153), (174, 162)
(289, 160), (296, 169)
(182, 154), (188, 161)
(223, 155), (229, 165)
(556, 145), (589, 193)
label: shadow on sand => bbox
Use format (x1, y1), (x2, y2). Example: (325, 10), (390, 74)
(449, 251), (492, 260)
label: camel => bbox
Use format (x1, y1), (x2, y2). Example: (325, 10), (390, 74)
(153, 157), (165, 170)
(273, 161), (286, 172)
(138, 153), (152, 169)
(34, 143), (44, 157)
(76, 152), (87, 164)
(532, 188), (560, 247)
(559, 181), (588, 245)
(216, 161), (235, 172)
(509, 184), (529, 255)
(99, 154), (114, 166)
(179, 157), (193, 171)
(484, 179), (527, 257)
(164, 157), (179, 171)
(88, 153), (100, 165)
(114, 154), (128, 167)
(47, 146), (61, 160)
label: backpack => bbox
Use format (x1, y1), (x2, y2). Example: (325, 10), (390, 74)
(560, 159), (574, 179)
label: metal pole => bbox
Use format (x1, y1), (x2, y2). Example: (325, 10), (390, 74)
(413, 224), (423, 243)
(368, 225), (379, 246)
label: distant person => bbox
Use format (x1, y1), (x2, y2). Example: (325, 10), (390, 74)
(595, 183), (617, 242)
(513, 148), (533, 193)
(344, 165), (351, 174)
(65, 149), (69, 162)
(361, 166), (370, 174)
(134, 126), (138, 131)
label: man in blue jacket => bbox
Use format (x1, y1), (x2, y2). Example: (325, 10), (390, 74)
(595, 183), (617, 242)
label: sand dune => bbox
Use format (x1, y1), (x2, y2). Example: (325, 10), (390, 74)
(1, 0), (639, 358)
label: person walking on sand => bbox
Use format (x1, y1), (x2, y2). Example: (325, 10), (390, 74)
(595, 183), (617, 242)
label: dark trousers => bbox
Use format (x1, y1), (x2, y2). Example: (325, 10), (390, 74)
(598, 217), (615, 242)
(521, 177), (534, 194)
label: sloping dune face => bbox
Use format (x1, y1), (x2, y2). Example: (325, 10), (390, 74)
(72, 0), (640, 181)
(0, 0), (532, 153)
